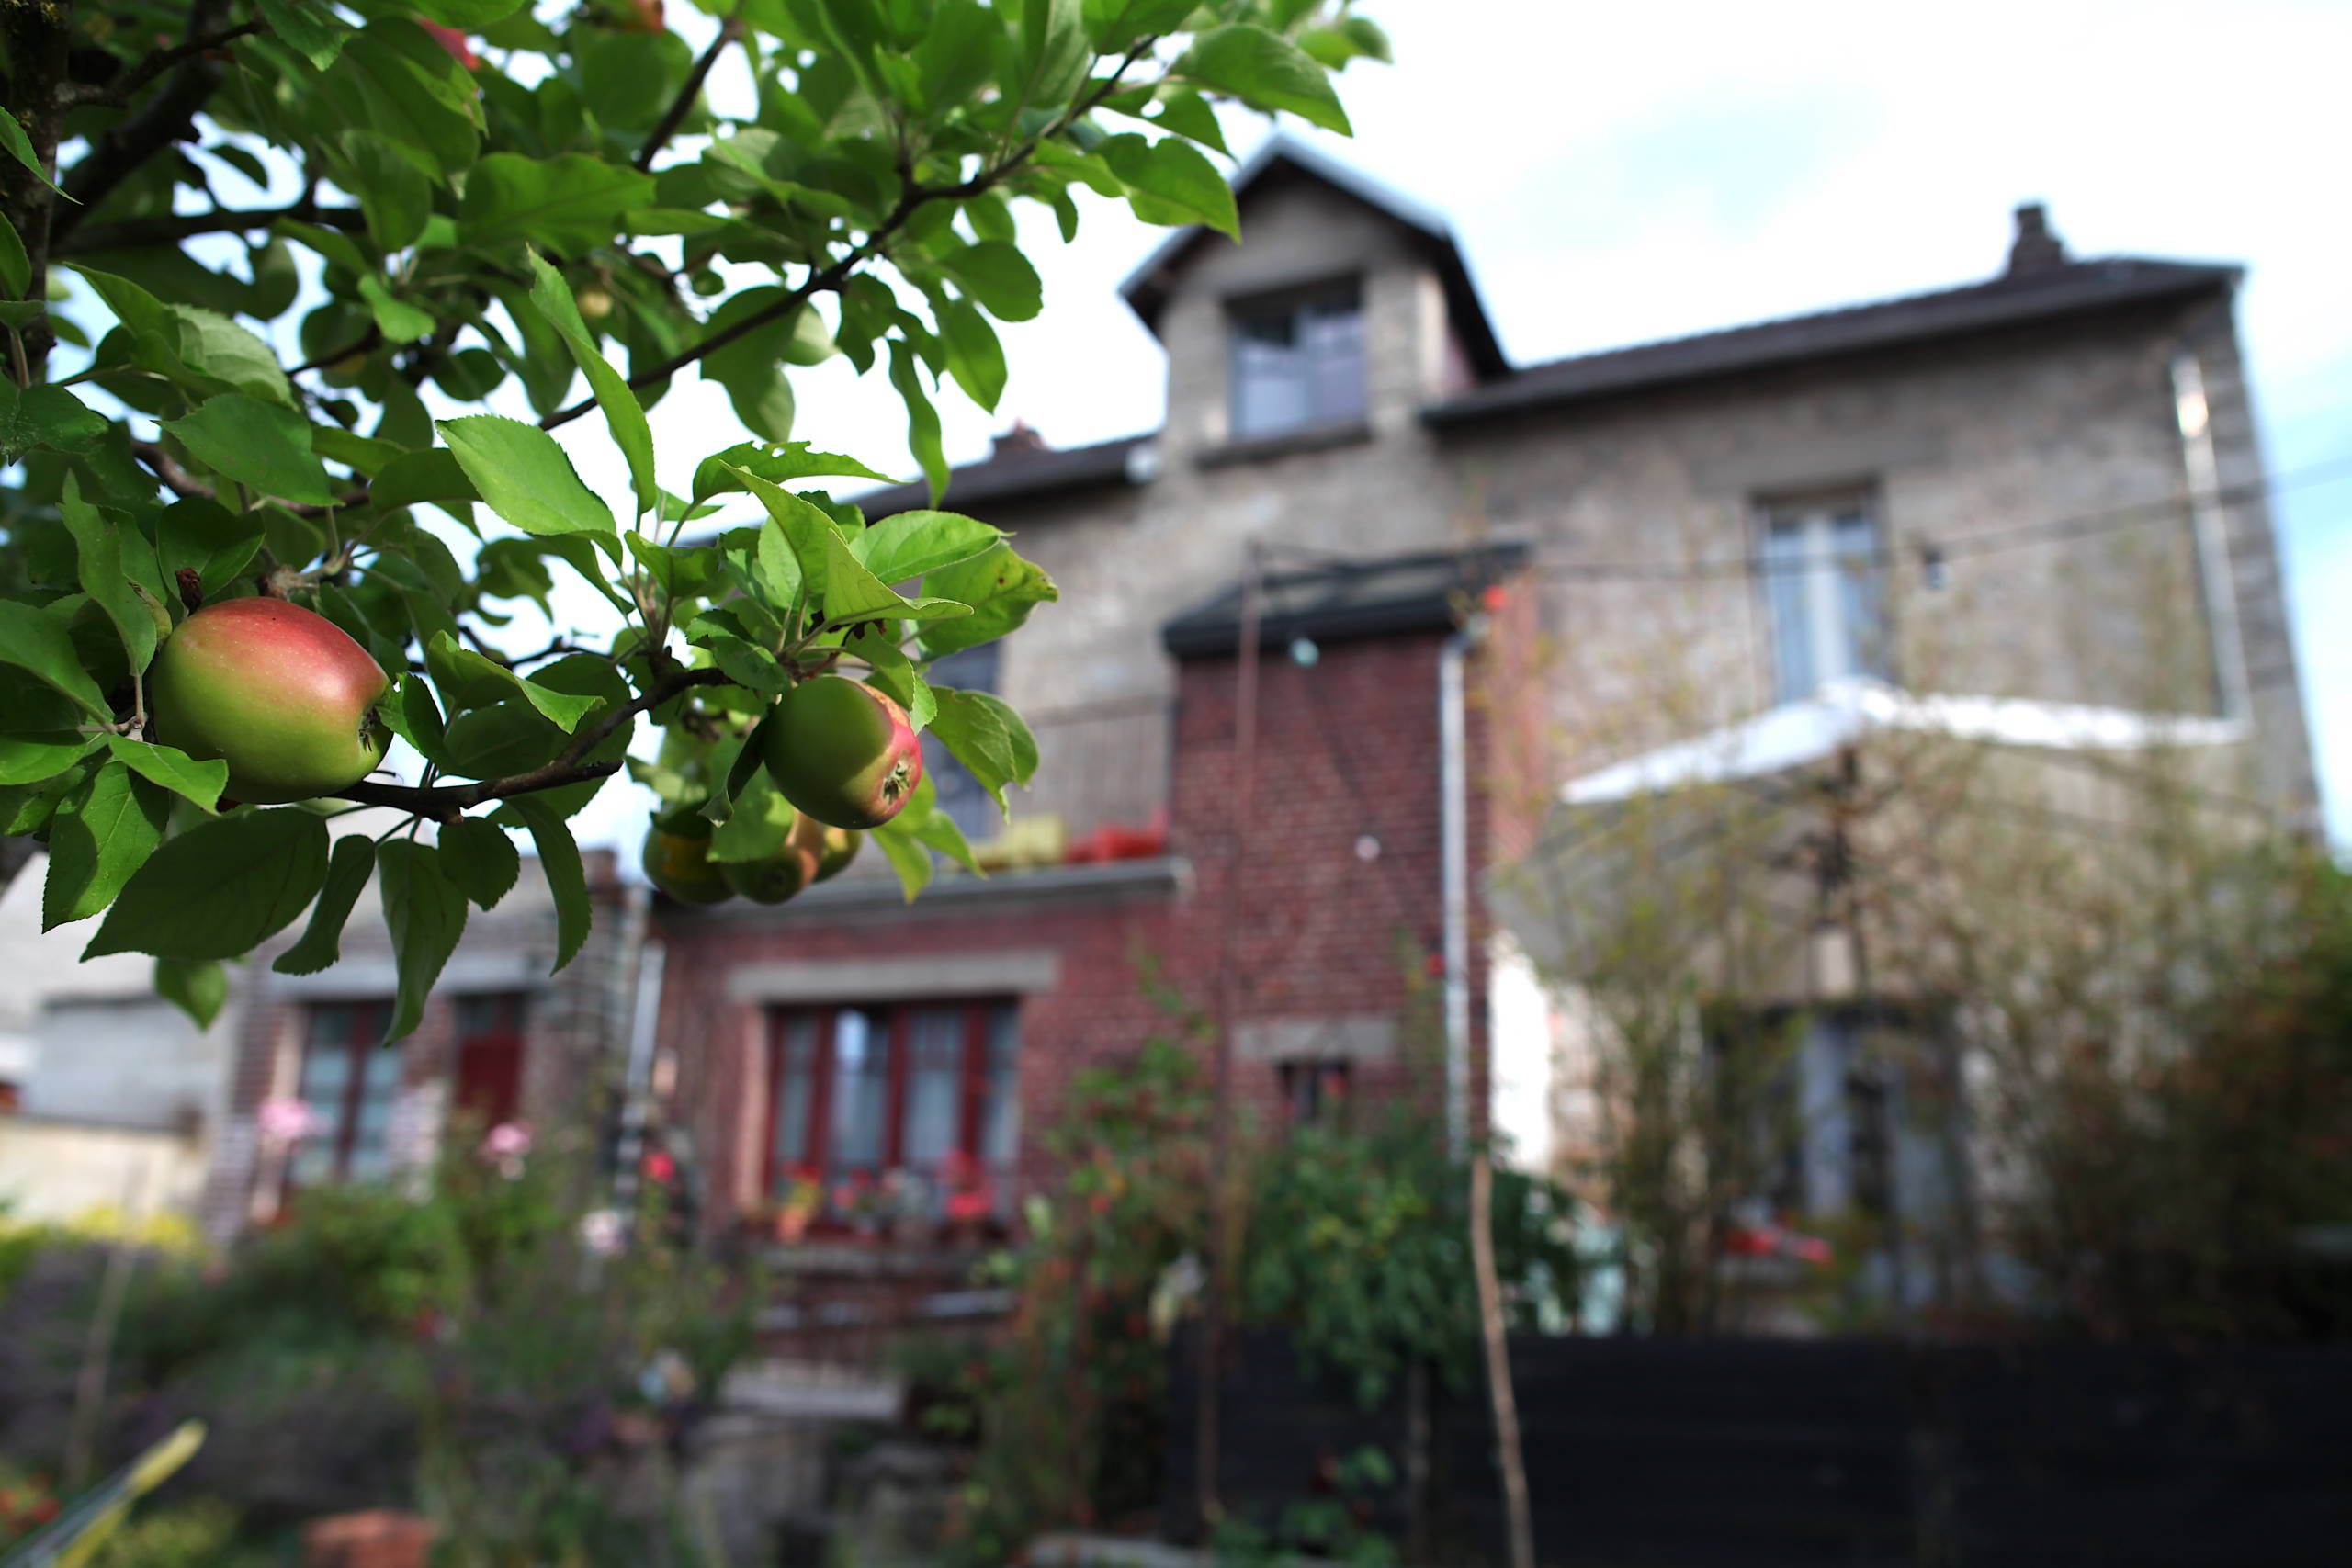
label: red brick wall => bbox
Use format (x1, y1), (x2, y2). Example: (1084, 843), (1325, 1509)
(666, 604), (1547, 1234)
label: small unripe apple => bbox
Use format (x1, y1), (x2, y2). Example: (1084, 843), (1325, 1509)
(149, 598), (390, 805)
(720, 837), (819, 905)
(762, 676), (922, 830)
(575, 286), (615, 321)
(788, 808), (861, 884)
(640, 818), (735, 906)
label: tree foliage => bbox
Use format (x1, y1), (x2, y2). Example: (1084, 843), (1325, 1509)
(0, 0), (1387, 1023)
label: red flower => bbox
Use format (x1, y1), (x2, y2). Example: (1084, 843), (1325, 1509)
(642, 1151), (676, 1182)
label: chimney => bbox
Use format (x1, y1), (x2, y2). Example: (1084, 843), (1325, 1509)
(2006, 202), (2067, 276)
(991, 419), (1048, 460)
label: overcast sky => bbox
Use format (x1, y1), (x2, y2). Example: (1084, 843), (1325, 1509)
(532, 0), (2352, 853)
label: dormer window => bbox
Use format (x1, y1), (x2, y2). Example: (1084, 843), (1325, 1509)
(1228, 282), (1366, 440)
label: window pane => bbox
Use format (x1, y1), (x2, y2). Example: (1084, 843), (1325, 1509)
(1762, 520), (1816, 701)
(345, 1042), (404, 1180)
(829, 1009), (890, 1173)
(923, 644), (1003, 847)
(980, 1006), (1021, 1174)
(1301, 298), (1366, 425)
(772, 1016), (816, 1179)
(1831, 510), (1888, 681)
(903, 1008), (964, 1174)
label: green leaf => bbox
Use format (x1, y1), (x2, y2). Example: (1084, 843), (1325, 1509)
(153, 958), (229, 1030)
(0, 731), (95, 785)
(707, 770), (799, 863)
(255, 0), (349, 70)
(1017, 0), (1091, 110)
(339, 130), (433, 250)
(377, 837), (469, 1043)
(525, 249), (657, 518)
(888, 340), (949, 506)
(691, 441), (888, 503)
(917, 542), (1060, 658)
(458, 153), (658, 255)
(436, 416), (616, 545)
(1092, 0), (1199, 54)
(423, 633), (601, 729)
(851, 509), (1004, 586)
(42, 765), (172, 931)
(273, 834), (379, 976)
(85, 807), (330, 961)
(0, 107), (66, 197)
(869, 825), (934, 902)
(105, 737), (229, 813)
(0, 599), (115, 720)
(438, 816), (521, 908)
(371, 447), (480, 511)
(936, 241), (1044, 323)
(864, 663), (936, 734)
(925, 687), (1039, 815)
(154, 500), (264, 605)
(1102, 132), (1239, 239)
(1147, 86), (1228, 153)
(699, 634), (792, 696)
(937, 297), (1007, 412)
(162, 393), (335, 506)
(58, 473), (158, 677)
(275, 217), (371, 277)
(496, 795), (592, 971)
(358, 275), (436, 343)
(0, 380), (107, 460)
(314, 20), (484, 177)
(0, 210), (27, 299)
(413, 0), (526, 24)
(1175, 24), (1351, 134)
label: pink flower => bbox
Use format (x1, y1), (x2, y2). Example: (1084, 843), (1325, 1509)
(256, 1097), (320, 1145)
(481, 1122), (533, 1160)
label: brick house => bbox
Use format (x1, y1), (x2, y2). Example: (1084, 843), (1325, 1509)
(642, 136), (2316, 1281)
(192, 834), (634, 1242)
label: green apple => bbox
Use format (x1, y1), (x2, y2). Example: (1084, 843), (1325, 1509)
(720, 839), (818, 905)
(640, 817), (736, 906)
(762, 675), (923, 830)
(148, 597), (390, 805)
(788, 808), (861, 884)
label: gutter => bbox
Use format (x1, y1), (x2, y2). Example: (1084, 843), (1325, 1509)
(2170, 353), (2254, 722)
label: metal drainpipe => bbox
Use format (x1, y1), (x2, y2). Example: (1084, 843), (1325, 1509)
(2170, 353), (2252, 723)
(1439, 619), (1482, 1159)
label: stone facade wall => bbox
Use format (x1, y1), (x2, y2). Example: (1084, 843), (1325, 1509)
(974, 179), (2314, 840)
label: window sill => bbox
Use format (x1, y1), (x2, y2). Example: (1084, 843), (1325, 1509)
(1195, 419), (1374, 470)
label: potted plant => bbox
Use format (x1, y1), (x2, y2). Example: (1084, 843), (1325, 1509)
(775, 1168), (822, 1243)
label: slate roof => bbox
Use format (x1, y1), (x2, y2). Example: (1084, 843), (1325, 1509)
(854, 433), (1156, 522)
(1421, 255), (2240, 428)
(1160, 541), (1531, 659)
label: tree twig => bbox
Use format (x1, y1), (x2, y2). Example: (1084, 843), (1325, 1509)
(55, 200), (363, 256)
(61, 19), (266, 108)
(635, 17), (745, 173)
(53, 0), (239, 243)
(331, 667), (730, 821)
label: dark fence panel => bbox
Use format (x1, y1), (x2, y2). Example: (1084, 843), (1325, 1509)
(1164, 1330), (2352, 1567)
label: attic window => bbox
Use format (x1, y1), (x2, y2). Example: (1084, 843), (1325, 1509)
(1228, 282), (1366, 440)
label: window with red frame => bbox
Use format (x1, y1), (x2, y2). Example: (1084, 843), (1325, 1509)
(766, 1000), (1019, 1220)
(1280, 1058), (1351, 1127)
(452, 992), (529, 1128)
(290, 1000), (401, 1185)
